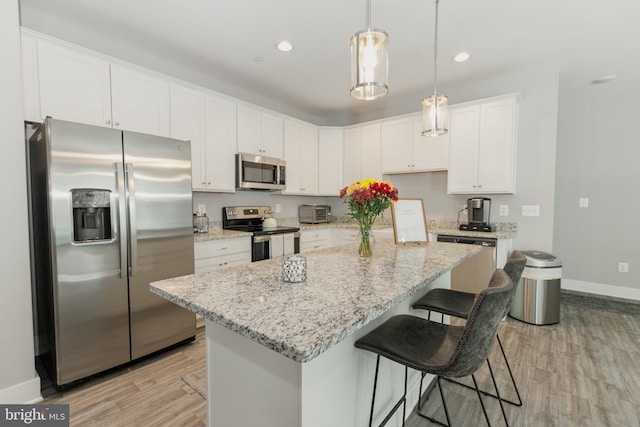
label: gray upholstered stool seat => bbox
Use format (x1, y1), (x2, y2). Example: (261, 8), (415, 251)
(355, 269), (514, 427)
(411, 251), (527, 408)
(413, 288), (475, 319)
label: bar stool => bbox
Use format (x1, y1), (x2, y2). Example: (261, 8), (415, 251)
(355, 269), (513, 427)
(412, 251), (527, 407)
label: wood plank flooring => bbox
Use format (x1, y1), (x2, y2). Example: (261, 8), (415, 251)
(41, 294), (640, 426)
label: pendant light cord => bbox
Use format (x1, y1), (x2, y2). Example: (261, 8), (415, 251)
(433, 0), (439, 98)
(367, 0), (372, 30)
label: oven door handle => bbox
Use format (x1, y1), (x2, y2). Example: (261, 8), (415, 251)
(254, 235), (271, 243)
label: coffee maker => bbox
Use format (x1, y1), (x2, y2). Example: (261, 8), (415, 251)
(460, 197), (496, 232)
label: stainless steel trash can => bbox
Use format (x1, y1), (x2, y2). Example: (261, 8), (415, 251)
(509, 250), (562, 325)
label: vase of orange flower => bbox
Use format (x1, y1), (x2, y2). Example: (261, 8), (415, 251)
(339, 179), (399, 257)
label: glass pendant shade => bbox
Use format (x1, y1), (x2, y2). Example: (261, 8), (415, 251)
(421, 95), (448, 136)
(350, 29), (389, 101)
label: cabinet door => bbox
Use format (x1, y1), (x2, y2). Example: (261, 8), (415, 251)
(204, 95), (237, 192)
(381, 118), (412, 173)
(300, 124), (319, 194)
(110, 64), (170, 137)
(36, 39), (112, 127)
(236, 105), (261, 155)
(170, 84), (206, 190)
(318, 128), (343, 195)
(361, 124), (381, 180)
(447, 105), (480, 194)
(283, 120), (304, 194)
(412, 116), (449, 171)
(343, 127), (362, 186)
(261, 112), (284, 158)
(477, 98), (516, 193)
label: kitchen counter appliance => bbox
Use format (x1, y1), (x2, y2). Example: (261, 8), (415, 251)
(27, 118), (195, 387)
(236, 153), (286, 191)
(460, 197), (496, 232)
(223, 206), (300, 261)
(298, 204), (331, 224)
(437, 234), (497, 293)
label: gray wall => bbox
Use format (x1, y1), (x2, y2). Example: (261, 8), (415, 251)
(0, 0), (41, 403)
(553, 77), (639, 297)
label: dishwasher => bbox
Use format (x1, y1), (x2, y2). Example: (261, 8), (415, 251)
(437, 234), (497, 293)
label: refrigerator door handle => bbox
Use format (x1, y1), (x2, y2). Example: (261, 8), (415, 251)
(115, 162), (127, 278)
(125, 163), (138, 277)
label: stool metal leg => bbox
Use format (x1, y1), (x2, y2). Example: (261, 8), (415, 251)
(496, 334), (523, 406)
(366, 356), (408, 427)
(486, 358), (509, 427)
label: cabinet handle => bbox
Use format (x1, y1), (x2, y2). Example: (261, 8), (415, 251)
(114, 121), (120, 126)
(207, 182), (211, 185)
(106, 119), (111, 125)
(478, 184), (482, 188)
(217, 247), (229, 251)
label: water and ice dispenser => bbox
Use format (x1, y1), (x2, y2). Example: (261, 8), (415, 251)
(71, 189), (112, 243)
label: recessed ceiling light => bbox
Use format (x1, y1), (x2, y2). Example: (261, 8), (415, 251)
(454, 52), (470, 62)
(591, 75), (616, 84)
(276, 41), (293, 52)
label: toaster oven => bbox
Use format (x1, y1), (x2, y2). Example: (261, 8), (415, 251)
(298, 204), (331, 224)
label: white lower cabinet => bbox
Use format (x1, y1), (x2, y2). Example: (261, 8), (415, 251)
(300, 229), (332, 253)
(194, 237), (252, 273)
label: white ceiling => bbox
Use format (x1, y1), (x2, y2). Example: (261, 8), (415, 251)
(18, 0), (640, 125)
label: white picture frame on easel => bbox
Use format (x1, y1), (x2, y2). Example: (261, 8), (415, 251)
(391, 198), (429, 244)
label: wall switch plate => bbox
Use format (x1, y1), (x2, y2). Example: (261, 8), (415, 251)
(579, 197), (589, 208)
(197, 204), (206, 215)
(522, 205), (540, 216)
(499, 205), (509, 216)
(275, 204), (282, 213)
(618, 262), (629, 273)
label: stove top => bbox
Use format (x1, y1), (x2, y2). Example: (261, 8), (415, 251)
(224, 225), (300, 236)
(222, 206), (299, 236)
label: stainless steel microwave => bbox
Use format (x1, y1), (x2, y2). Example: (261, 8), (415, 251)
(236, 153), (286, 190)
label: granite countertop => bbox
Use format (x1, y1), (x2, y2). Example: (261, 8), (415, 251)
(150, 240), (480, 363)
(193, 228), (251, 242)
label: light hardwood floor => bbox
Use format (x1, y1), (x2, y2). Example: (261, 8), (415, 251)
(42, 295), (640, 426)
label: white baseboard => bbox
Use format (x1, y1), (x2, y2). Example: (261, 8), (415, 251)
(562, 279), (640, 301)
(0, 374), (42, 404)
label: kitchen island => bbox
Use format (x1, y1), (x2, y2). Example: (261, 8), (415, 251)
(150, 240), (480, 427)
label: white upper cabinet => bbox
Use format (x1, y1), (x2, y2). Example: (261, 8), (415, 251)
(110, 64), (170, 137)
(318, 127), (344, 195)
(283, 120), (318, 195)
(170, 83), (236, 192)
(170, 83), (206, 189)
(343, 124), (381, 186)
(447, 95), (518, 194)
(27, 35), (112, 126)
(237, 105), (284, 158)
(22, 31), (171, 137)
(381, 114), (449, 174)
(203, 95), (237, 192)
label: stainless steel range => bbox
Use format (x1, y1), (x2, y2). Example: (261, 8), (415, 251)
(222, 206), (300, 262)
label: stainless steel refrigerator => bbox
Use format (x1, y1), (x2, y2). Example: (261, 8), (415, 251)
(27, 118), (195, 387)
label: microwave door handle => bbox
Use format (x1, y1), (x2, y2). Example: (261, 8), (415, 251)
(125, 163), (137, 277)
(115, 163), (127, 278)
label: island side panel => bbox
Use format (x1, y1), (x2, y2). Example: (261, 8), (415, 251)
(206, 272), (450, 427)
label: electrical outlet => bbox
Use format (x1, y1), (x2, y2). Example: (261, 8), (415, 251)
(197, 204), (206, 215)
(618, 262), (629, 273)
(579, 197), (589, 208)
(499, 205), (509, 216)
(275, 204), (282, 213)
(522, 205), (540, 216)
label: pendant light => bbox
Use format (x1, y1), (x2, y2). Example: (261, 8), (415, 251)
(350, 0), (389, 101)
(422, 0), (448, 136)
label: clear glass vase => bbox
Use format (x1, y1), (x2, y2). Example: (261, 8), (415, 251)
(358, 226), (374, 257)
